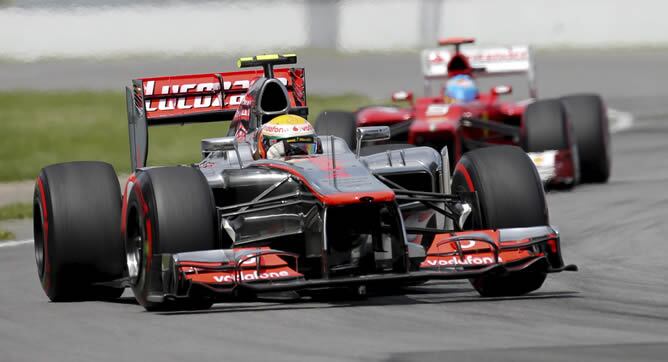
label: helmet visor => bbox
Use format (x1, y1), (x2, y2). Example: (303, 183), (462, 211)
(263, 135), (318, 158)
(283, 136), (318, 156)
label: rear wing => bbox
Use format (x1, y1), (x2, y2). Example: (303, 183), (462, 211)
(420, 45), (536, 97)
(125, 61), (306, 170)
(127, 67), (306, 126)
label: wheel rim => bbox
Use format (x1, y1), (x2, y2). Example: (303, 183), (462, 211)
(125, 206), (143, 284)
(33, 202), (45, 278)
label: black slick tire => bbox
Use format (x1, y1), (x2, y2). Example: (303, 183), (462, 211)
(124, 166), (218, 311)
(522, 99), (577, 189)
(34, 161), (125, 301)
(523, 99), (569, 152)
(452, 146), (548, 297)
(560, 94), (610, 183)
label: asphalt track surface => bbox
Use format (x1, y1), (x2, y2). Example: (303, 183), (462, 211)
(1, 51), (668, 361)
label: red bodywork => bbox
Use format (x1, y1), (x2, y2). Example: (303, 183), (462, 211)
(358, 92), (527, 163)
(354, 38), (576, 184)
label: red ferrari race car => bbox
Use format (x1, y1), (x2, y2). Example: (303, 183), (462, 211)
(316, 38), (611, 188)
(33, 54), (576, 311)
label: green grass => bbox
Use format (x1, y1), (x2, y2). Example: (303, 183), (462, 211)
(0, 202), (32, 220)
(0, 91), (372, 181)
(0, 203), (32, 240)
(0, 229), (15, 241)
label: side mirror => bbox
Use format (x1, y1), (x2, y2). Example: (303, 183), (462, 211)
(201, 137), (237, 156)
(391, 90), (413, 104)
(491, 85), (512, 96)
(355, 126), (391, 158)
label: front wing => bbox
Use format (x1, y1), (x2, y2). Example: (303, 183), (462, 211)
(145, 226), (576, 303)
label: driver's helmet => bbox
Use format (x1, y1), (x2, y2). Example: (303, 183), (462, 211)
(256, 114), (318, 160)
(444, 74), (478, 103)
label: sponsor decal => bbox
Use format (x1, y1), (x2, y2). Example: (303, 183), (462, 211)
(143, 77), (287, 111)
(212, 270), (291, 283)
(430, 52), (445, 64)
(428, 49), (528, 65)
(457, 239), (477, 249)
(467, 49), (528, 62)
(423, 255), (501, 266)
(426, 104), (449, 117)
(262, 124), (313, 135)
(144, 81), (224, 111)
(430, 238), (485, 253)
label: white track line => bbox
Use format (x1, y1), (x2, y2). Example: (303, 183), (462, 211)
(608, 108), (634, 133)
(0, 239), (33, 248)
(0, 108), (635, 248)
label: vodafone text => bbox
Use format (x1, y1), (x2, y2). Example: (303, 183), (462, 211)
(424, 255), (502, 266)
(212, 270), (290, 283)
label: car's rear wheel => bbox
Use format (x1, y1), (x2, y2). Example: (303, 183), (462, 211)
(124, 166), (218, 311)
(452, 146), (549, 297)
(560, 94), (610, 183)
(34, 161), (125, 301)
(314, 111), (358, 149)
(523, 99), (578, 188)
(523, 99), (569, 153)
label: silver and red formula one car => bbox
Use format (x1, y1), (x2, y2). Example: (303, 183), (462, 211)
(33, 54), (576, 311)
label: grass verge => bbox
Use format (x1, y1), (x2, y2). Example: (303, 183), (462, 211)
(0, 202), (32, 220)
(0, 229), (16, 241)
(0, 91), (372, 182)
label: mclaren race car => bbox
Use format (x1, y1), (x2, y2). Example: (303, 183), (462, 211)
(316, 38), (611, 188)
(33, 54), (576, 311)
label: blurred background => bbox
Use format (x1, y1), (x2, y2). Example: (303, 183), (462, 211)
(1, 0), (667, 58)
(0, 0), (667, 239)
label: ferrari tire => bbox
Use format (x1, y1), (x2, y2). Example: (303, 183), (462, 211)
(560, 94), (610, 183)
(523, 99), (578, 189)
(452, 146), (548, 297)
(34, 161), (125, 301)
(522, 99), (569, 152)
(314, 111), (358, 149)
(124, 166), (218, 311)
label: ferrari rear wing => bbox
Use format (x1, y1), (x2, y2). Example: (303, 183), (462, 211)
(125, 55), (307, 170)
(420, 43), (537, 98)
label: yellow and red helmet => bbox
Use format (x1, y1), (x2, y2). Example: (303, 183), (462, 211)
(256, 115), (318, 159)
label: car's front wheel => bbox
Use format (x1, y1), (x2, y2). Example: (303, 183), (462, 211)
(452, 146), (549, 297)
(124, 166), (219, 311)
